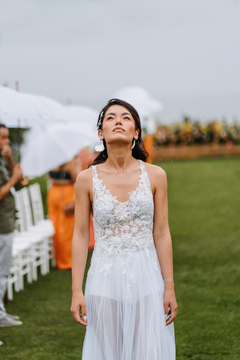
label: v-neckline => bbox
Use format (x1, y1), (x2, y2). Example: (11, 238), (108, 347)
(95, 160), (143, 205)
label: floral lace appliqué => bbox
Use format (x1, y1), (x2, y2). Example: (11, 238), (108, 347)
(91, 160), (158, 302)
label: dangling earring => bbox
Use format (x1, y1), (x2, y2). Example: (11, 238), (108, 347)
(95, 139), (105, 152)
(131, 139), (136, 150)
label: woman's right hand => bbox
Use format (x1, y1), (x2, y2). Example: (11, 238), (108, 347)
(71, 292), (88, 326)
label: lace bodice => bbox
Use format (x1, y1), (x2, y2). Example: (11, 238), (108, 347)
(91, 160), (156, 277)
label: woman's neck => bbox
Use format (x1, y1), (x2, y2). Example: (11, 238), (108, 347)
(104, 145), (137, 173)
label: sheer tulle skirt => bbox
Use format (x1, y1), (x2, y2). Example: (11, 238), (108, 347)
(82, 247), (175, 360)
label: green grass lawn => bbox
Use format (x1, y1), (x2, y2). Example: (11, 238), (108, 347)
(159, 157), (240, 360)
(1, 157), (240, 359)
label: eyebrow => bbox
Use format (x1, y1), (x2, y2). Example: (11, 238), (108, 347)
(106, 112), (131, 116)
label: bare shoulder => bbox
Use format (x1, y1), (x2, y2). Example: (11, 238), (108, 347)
(144, 162), (167, 181)
(75, 168), (92, 192)
(143, 163), (167, 195)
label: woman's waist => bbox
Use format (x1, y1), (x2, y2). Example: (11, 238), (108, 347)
(90, 242), (159, 277)
(93, 235), (155, 255)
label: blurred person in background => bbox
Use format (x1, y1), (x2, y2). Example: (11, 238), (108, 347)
(47, 157), (81, 270)
(0, 123), (23, 328)
(78, 148), (95, 171)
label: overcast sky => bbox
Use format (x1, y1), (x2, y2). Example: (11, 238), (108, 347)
(0, 0), (240, 122)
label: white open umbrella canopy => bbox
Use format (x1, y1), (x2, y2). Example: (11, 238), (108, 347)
(113, 86), (151, 101)
(66, 105), (99, 127)
(112, 86), (163, 125)
(0, 86), (75, 128)
(0, 86), (48, 128)
(21, 121), (97, 177)
(25, 93), (73, 124)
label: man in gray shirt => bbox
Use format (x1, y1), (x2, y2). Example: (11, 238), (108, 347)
(0, 123), (23, 327)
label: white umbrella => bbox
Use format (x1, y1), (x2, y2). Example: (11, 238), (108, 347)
(112, 86), (163, 124)
(0, 86), (75, 128)
(25, 93), (73, 124)
(21, 121), (97, 177)
(64, 105), (100, 150)
(66, 120), (99, 150)
(0, 87), (100, 128)
(113, 86), (151, 102)
(0, 86), (47, 128)
(66, 105), (99, 127)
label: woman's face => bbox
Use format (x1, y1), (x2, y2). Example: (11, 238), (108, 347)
(98, 105), (139, 146)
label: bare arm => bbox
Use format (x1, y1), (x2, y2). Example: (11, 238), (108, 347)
(0, 165), (23, 201)
(71, 169), (92, 326)
(152, 166), (178, 325)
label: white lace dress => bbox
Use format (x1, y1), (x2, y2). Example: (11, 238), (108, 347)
(82, 160), (175, 360)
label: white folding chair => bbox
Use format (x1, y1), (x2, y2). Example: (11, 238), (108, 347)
(19, 188), (50, 275)
(28, 183), (54, 235)
(8, 250), (21, 300)
(8, 192), (33, 297)
(11, 242), (33, 291)
(8, 265), (19, 301)
(29, 183), (55, 268)
(14, 190), (48, 280)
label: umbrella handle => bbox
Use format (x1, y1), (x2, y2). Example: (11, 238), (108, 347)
(17, 163), (29, 186)
(20, 177), (29, 186)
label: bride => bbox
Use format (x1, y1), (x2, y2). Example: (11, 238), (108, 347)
(71, 98), (178, 360)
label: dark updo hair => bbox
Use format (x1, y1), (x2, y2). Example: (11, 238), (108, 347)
(92, 98), (148, 165)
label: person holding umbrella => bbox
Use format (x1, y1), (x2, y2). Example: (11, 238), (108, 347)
(0, 123), (23, 327)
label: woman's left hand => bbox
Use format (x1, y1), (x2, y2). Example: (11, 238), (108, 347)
(164, 287), (178, 325)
